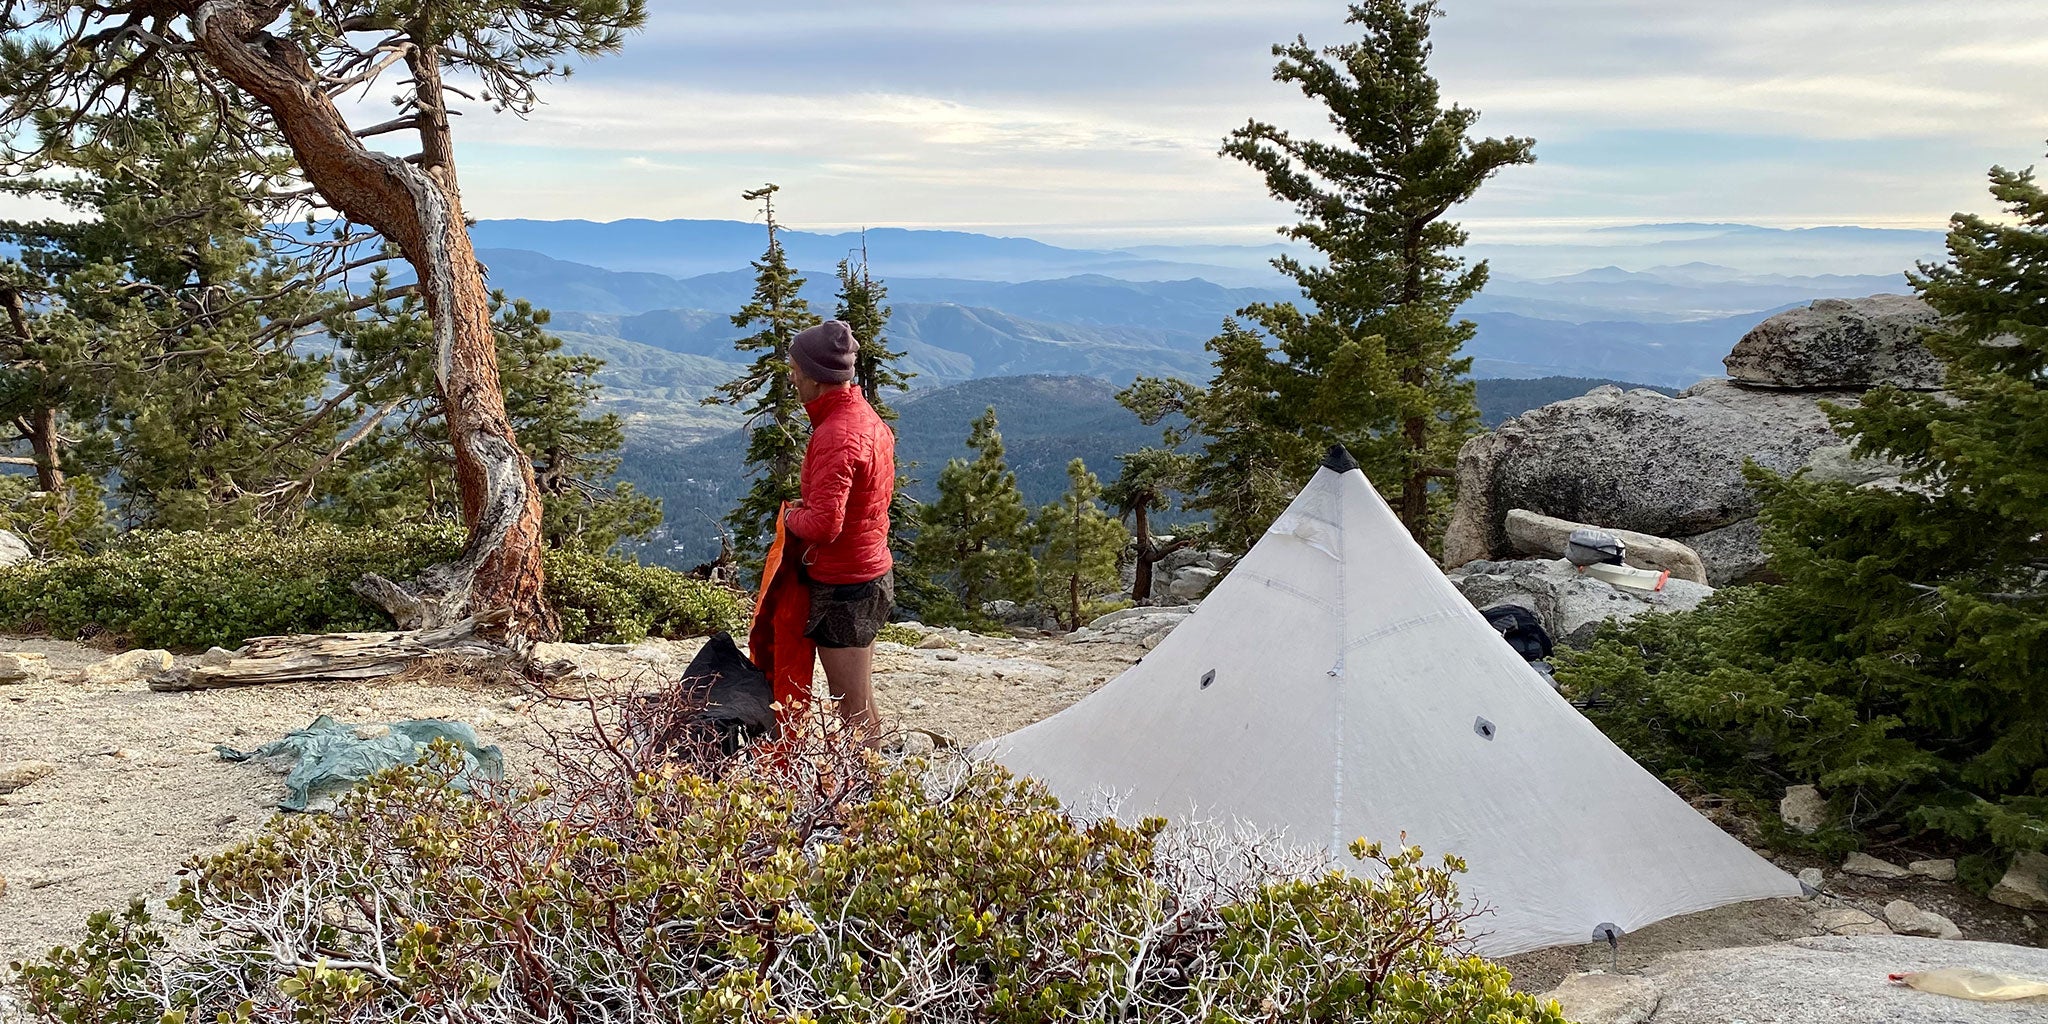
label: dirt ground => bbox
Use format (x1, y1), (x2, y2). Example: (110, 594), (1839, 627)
(2, 627), (2041, 988)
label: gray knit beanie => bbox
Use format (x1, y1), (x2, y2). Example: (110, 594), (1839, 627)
(792, 320), (858, 384)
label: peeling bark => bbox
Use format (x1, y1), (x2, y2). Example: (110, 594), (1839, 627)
(187, 1), (557, 638)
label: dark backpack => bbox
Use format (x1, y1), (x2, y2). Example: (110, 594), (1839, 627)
(1481, 604), (1554, 662)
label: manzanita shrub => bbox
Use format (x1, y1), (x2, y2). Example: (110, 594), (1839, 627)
(11, 743), (1565, 1024)
(0, 522), (744, 648)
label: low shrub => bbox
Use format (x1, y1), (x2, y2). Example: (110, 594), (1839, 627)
(1558, 573), (2048, 873)
(0, 522), (744, 648)
(11, 745), (1565, 1024)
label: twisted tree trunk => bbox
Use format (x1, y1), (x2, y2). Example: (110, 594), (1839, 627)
(189, 1), (556, 638)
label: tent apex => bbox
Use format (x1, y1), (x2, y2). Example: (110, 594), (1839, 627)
(1321, 444), (1360, 473)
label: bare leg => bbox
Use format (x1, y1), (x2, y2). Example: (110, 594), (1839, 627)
(818, 643), (882, 745)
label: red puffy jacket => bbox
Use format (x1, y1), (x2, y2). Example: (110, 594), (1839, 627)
(786, 387), (895, 583)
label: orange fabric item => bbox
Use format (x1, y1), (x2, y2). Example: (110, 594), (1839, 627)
(751, 503), (817, 733)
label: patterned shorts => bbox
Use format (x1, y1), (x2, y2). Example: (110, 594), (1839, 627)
(804, 570), (895, 649)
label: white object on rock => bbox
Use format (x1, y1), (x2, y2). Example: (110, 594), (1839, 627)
(1779, 784), (1828, 834)
(1842, 852), (1910, 879)
(1539, 972), (1661, 1024)
(1816, 907), (1892, 936)
(1909, 859), (1957, 882)
(0, 652), (51, 685)
(1988, 850), (2048, 911)
(1883, 899), (1962, 940)
(79, 649), (173, 686)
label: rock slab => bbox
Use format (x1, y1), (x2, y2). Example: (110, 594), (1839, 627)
(1989, 851), (2048, 911)
(1502, 509), (1710, 584)
(1910, 859), (1958, 882)
(1638, 935), (2048, 1023)
(1780, 785), (1827, 834)
(1541, 971), (1661, 1024)
(0, 760), (55, 795)
(0, 651), (50, 685)
(0, 529), (29, 567)
(1842, 852), (1910, 879)
(1883, 899), (1962, 940)
(1443, 380), (1856, 584)
(1723, 295), (1945, 390)
(1448, 558), (1711, 647)
(78, 649), (174, 686)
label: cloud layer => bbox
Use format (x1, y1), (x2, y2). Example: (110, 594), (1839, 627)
(7, 2), (2043, 244)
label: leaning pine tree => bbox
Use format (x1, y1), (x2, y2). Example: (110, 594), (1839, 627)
(1, 0), (650, 638)
(1219, 0), (1534, 549)
(708, 184), (822, 564)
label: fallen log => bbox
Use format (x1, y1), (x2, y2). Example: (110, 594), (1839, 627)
(148, 613), (513, 692)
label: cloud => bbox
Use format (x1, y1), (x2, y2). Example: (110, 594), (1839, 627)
(425, 0), (2046, 243)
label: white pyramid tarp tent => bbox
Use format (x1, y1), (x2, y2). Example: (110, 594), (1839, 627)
(990, 447), (1800, 956)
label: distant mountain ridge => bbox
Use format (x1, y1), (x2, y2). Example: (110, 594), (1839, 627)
(618, 373), (1687, 567)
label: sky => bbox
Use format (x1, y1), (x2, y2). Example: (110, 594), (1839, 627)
(14, 1), (2048, 247)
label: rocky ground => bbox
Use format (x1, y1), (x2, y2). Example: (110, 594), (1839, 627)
(3, 622), (2044, 1021)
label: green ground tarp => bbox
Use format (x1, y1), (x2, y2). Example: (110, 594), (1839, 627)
(219, 715), (503, 812)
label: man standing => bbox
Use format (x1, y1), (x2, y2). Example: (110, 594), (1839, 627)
(785, 319), (896, 741)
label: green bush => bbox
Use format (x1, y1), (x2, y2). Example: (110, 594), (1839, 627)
(542, 546), (746, 643)
(0, 522), (744, 648)
(1558, 562), (2048, 870)
(11, 749), (1565, 1024)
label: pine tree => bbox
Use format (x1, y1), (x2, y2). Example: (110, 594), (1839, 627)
(1034, 459), (1130, 631)
(0, 75), (351, 532)
(708, 184), (822, 563)
(1562, 150), (2048, 866)
(1123, 322), (1324, 554)
(911, 408), (1036, 625)
(1219, 0), (1534, 549)
(834, 238), (912, 418)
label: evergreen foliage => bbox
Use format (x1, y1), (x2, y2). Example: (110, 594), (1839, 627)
(1034, 458), (1130, 630)
(1560, 151), (2048, 868)
(1208, 0), (1534, 548)
(0, 75), (352, 531)
(707, 185), (821, 563)
(0, 522), (742, 650)
(1123, 326), (1321, 554)
(833, 247), (911, 418)
(909, 407), (1037, 625)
